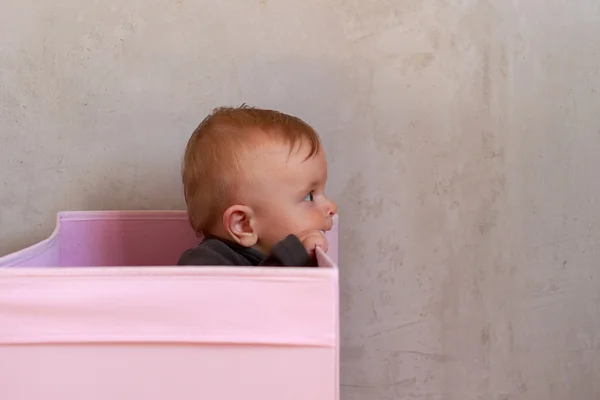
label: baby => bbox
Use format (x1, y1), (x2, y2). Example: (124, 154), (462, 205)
(178, 105), (338, 267)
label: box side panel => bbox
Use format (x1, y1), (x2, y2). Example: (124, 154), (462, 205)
(324, 213), (339, 265)
(0, 217), (61, 268)
(0, 238), (61, 268)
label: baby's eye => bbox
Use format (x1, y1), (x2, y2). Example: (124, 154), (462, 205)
(304, 191), (315, 201)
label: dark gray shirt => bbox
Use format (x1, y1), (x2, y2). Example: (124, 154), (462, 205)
(177, 234), (316, 267)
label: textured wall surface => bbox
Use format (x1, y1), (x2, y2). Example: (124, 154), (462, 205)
(1, 1), (599, 399)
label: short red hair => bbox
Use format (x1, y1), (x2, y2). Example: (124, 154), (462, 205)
(182, 105), (322, 235)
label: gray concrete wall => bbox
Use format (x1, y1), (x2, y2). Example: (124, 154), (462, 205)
(1, 1), (599, 398)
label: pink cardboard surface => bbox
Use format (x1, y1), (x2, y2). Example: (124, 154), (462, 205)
(0, 211), (340, 400)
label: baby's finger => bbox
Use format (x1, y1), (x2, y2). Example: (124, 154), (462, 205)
(315, 233), (329, 253)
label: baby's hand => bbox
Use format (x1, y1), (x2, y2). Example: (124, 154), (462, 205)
(297, 230), (328, 256)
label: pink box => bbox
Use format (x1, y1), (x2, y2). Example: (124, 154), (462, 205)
(0, 211), (339, 400)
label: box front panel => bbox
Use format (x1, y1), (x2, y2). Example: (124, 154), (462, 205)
(0, 344), (336, 400)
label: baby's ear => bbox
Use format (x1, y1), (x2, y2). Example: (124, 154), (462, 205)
(222, 205), (258, 247)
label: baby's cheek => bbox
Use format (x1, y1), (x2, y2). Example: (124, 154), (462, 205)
(286, 217), (305, 235)
(299, 211), (320, 232)
(279, 215), (303, 237)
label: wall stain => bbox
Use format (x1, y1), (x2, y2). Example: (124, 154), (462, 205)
(341, 173), (384, 222)
(401, 52), (436, 73)
(367, 318), (426, 340)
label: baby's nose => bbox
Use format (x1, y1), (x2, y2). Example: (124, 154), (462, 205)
(325, 198), (338, 216)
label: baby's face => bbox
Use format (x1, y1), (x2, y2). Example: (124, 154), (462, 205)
(242, 140), (337, 253)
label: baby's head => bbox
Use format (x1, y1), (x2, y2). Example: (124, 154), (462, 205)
(182, 105), (337, 254)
